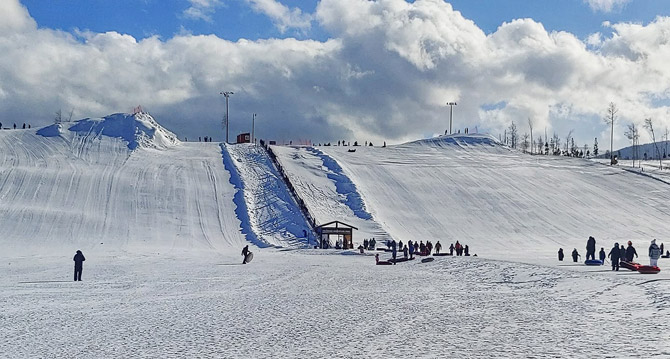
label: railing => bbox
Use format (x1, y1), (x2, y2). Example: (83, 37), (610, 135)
(260, 140), (318, 243)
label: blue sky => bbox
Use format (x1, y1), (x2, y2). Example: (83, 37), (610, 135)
(22, 0), (669, 42)
(3, 0), (670, 148)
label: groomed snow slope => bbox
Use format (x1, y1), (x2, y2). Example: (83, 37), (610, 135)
(281, 134), (670, 260)
(0, 113), (245, 255)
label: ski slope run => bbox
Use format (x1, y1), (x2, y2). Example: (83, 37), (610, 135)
(0, 113), (246, 256)
(276, 134), (670, 260)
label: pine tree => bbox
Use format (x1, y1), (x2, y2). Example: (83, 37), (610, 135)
(593, 138), (599, 157)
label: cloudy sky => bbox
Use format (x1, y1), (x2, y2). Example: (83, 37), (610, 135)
(1, 0), (669, 148)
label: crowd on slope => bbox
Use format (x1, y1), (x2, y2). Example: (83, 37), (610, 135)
(370, 239), (473, 265)
(558, 236), (666, 270)
(0, 122), (31, 130)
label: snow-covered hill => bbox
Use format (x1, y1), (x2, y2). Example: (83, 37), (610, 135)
(277, 134), (670, 260)
(0, 113), (244, 255)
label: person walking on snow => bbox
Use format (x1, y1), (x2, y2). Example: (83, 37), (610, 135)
(608, 243), (621, 271)
(625, 241), (638, 262)
(73, 250), (85, 281)
(599, 248), (606, 263)
(571, 248), (580, 263)
(586, 236), (596, 261)
(649, 239), (661, 267)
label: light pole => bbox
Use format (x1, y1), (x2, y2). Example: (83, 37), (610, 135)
(252, 113), (256, 145)
(220, 91), (234, 143)
(446, 102), (457, 135)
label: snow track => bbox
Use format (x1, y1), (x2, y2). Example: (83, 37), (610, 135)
(223, 143), (311, 248)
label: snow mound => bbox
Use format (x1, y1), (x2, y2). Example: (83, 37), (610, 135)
(63, 112), (179, 150)
(402, 133), (505, 150)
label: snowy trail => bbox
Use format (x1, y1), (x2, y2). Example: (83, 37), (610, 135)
(2, 252), (668, 358)
(223, 143), (311, 248)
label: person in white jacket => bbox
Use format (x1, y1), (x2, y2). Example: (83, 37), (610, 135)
(649, 239), (661, 267)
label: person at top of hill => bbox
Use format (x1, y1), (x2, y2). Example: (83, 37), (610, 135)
(408, 240), (414, 259)
(649, 239), (661, 267)
(571, 248), (580, 263)
(586, 236), (596, 261)
(558, 248), (564, 261)
(625, 241), (638, 262)
(449, 243), (455, 256)
(398, 240), (403, 251)
(426, 241), (433, 255)
(73, 250), (85, 281)
(414, 241), (419, 254)
(403, 245), (408, 259)
(419, 241), (426, 256)
(435, 241), (442, 254)
(464, 245), (470, 256)
(455, 241), (462, 256)
(599, 247), (606, 263)
(608, 243), (621, 271)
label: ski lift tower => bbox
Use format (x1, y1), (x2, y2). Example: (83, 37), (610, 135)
(221, 91), (234, 143)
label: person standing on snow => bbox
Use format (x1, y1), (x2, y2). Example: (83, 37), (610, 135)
(571, 248), (580, 263)
(649, 239), (661, 267)
(73, 250), (85, 281)
(619, 245), (627, 262)
(408, 241), (415, 259)
(449, 243), (455, 256)
(586, 236), (596, 261)
(599, 248), (606, 263)
(435, 241), (442, 254)
(403, 245), (408, 259)
(558, 248), (564, 261)
(608, 244), (620, 271)
(625, 241), (638, 262)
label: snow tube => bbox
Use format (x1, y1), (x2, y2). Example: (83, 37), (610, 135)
(637, 265), (661, 274)
(619, 261), (641, 271)
(433, 253), (451, 256)
(584, 259), (603, 266)
(392, 258), (410, 263)
(421, 258), (435, 263)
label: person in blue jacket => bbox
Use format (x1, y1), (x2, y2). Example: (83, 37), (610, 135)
(73, 250), (85, 281)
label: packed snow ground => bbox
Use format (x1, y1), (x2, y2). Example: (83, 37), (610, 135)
(2, 251), (669, 358)
(1, 115), (670, 358)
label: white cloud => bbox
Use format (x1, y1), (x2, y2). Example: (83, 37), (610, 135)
(1, 0), (669, 149)
(246, 0), (312, 33)
(183, 0), (222, 22)
(584, 0), (630, 13)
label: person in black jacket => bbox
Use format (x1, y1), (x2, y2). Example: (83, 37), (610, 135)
(241, 245), (250, 264)
(558, 248), (564, 261)
(73, 250), (85, 281)
(619, 245), (627, 262)
(571, 248), (580, 263)
(608, 243), (620, 271)
(625, 241), (638, 262)
(586, 236), (596, 260)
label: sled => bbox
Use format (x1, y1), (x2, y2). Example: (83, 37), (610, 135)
(392, 257), (411, 263)
(433, 253), (451, 256)
(636, 265), (661, 274)
(619, 261), (641, 271)
(421, 258), (435, 263)
(584, 259), (603, 266)
(243, 252), (254, 264)
(376, 260), (393, 265)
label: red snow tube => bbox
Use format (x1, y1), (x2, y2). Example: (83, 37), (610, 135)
(619, 261), (641, 271)
(637, 265), (661, 274)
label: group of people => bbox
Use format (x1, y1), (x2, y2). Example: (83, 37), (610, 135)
(362, 238), (377, 251)
(0, 122), (31, 130)
(451, 241), (470, 256)
(558, 236), (664, 271)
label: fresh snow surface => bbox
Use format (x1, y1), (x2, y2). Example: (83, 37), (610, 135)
(2, 122), (670, 358)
